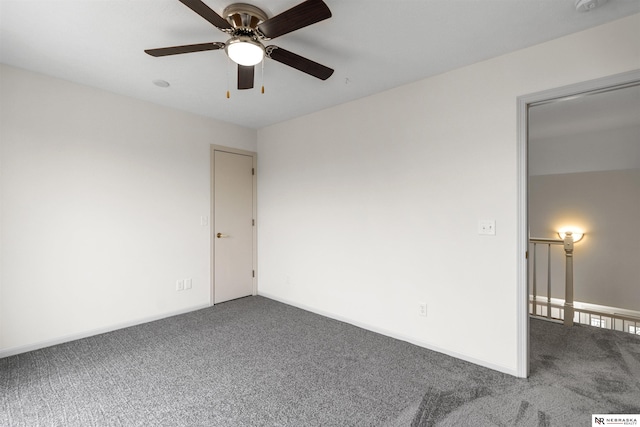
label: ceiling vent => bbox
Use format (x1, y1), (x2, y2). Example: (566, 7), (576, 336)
(575, 0), (608, 12)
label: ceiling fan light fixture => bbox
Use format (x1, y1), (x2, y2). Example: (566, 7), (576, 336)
(226, 36), (264, 66)
(146, 0), (334, 91)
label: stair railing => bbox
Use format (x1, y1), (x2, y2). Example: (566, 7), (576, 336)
(529, 232), (576, 326)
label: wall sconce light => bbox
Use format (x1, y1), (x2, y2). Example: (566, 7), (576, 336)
(558, 229), (584, 242)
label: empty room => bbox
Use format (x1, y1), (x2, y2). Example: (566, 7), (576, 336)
(1, 0), (639, 425)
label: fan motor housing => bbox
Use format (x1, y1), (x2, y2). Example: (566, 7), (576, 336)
(223, 3), (268, 29)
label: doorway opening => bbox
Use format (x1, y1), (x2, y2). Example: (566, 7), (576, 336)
(517, 69), (640, 378)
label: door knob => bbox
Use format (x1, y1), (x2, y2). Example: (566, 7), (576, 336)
(216, 232), (228, 238)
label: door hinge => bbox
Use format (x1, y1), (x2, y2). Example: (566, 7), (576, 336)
(252, 219), (255, 226)
(252, 168), (255, 176)
(252, 270), (255, 278)
(525, 251), (529, 259)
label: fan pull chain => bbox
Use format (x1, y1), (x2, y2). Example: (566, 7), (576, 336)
(261, 60), (265, 94)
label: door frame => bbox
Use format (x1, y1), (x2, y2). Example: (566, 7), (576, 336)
(516, 68), (640, 378)
(210, 144), (258, 306)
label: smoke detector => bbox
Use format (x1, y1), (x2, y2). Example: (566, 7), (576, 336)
(575, 0), (608, 12)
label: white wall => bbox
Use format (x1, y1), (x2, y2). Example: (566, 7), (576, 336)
(257, 14), (640, 375)
(0, 64), (256, 355)
(529, 169), (640, 311)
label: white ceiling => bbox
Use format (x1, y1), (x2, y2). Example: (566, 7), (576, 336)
(1, 0), (639, 129)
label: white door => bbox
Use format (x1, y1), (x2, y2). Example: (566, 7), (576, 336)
(213, 150), (254, 303)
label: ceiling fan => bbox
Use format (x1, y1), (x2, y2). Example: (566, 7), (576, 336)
(145, 0), (334, 91)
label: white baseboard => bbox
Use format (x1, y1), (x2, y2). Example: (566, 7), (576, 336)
(0, 303), (211, 359)
(258, 291), (518, 377)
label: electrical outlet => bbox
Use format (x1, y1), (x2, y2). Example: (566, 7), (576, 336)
(176, 279), (184, 291)
(418, 302), (427, 317)
(184, 278), (192, 290)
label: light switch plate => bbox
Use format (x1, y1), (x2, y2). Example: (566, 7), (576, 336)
(478, 220), (496, 235)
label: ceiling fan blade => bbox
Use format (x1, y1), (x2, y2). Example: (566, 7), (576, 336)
(145, 42), (224, 57)
(266, 46), (333, 80)
(179, 0), (232, 31)
(258, 0), (331, 39)
(238, 65), (255, 90)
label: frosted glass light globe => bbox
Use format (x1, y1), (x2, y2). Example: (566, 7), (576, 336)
(226, 38), (264, 66)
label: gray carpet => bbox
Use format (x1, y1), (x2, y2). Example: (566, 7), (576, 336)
(1, 296), (639, 426)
